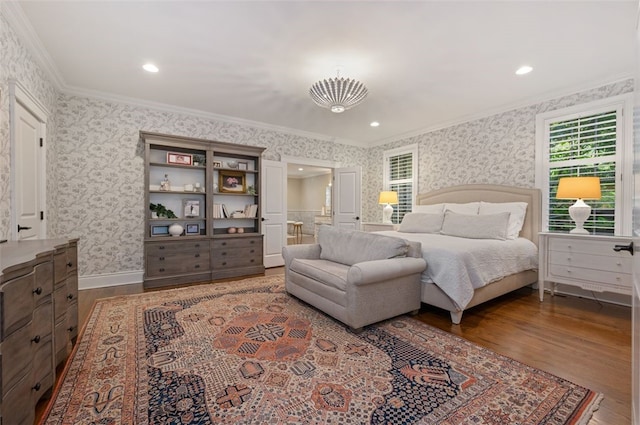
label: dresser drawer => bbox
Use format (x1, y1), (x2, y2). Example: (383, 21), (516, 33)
(146, 253), (210, 277)
(212, 237), (261, 250)
(34, 261), (54, 301)
(549, 237), (632, 257)
(54, 250), (69, 285)
(548, 264), (631, 292)
(2, 373), (35, 425)
(2, 324), (33, 395)
(1, 271), (35, 340)
(32, 339), (54, 392)
(550, 252), (632, 274)
(213, 245), (263, 269)
(147, 240), (209, 255)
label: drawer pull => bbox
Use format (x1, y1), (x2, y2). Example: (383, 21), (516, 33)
(250, 259), (255, 263)
(250, 249), (254, 253)
(68, 326), (75, 332)
(250, 240), (255, 244)
(222, 262), (227, 266)
(33, 287), (43, 295)
(195, 244), (200, 248)
(195, 254), (200, 258)
(32, 382), (41, 391)
(31, 335), (41, 344)
(67, 261), (73, 267)
(159, 268), (165, 272)
(195, 265), (200, 269)
(159, 246), (166, 250)
(159, 256), (165, 261)
(222, 252), (227, 256)
(222, 242), (227, 246)
(67, 294), (74, 300)
(613, 242), (634, 255)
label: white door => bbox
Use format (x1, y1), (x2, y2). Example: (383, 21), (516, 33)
(333, 167), (361, 230)
(14, 102), (43, 240)
(261, 159), (287, 267)
(631, 15), (640, 424)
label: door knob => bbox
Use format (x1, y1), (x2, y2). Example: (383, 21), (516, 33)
(17, 224), (32, 232)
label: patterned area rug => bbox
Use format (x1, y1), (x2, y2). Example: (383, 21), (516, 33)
(42, 275), (601, 424)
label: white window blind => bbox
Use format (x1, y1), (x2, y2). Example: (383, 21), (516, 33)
(537, 95), (632, 236)
(384, 145), (417, 224)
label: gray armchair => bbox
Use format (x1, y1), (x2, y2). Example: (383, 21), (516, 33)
(282, 225), (427, 331)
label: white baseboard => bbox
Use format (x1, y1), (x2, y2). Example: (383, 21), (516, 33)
(79, 270), (143, 290)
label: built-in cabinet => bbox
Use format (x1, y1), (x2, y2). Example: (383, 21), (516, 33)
(142, 131), (265, 289)
(0, 238), (78, 425)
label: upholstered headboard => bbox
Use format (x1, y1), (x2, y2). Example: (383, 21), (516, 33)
(415, 184), (542, 246)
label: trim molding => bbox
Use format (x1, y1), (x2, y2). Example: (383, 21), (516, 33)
(79, 270), (143, 290)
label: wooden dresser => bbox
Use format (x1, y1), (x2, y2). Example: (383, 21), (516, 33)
(0, 238), (78, 425)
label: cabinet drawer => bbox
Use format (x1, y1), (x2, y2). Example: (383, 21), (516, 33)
(34, 260), (54, 301)
(548, 237), (632, 258)
(550, 252), (632, 274)
(212, 237), (262, 250)
(1, 271), (35, 340)
(147, 241), (209, 255)
(54, 250), (68, 285)
(213, 246), (263, 269)
(67, 244), (78, 272)
(146, 254), (210, 277)
(548, 264), (631, 292)
(67, 301), (79, 341)
(55, 318), (68, 363)
(32, 339), (53, 391)
(54, 284), (68, 320)
(33, 302), (53, 341)
(2, 324), (33, 394)
(3, 373), (35, 425)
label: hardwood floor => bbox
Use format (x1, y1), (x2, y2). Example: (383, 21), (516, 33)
(40, 268), (631, 424)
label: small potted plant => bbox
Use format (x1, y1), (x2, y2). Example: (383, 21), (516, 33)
(149, 203), (177, 219)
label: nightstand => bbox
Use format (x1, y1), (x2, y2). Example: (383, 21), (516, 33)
(538, 232), (633, 301)
(362, 222), (397, 232)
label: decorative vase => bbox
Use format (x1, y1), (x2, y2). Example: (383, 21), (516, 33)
(227, 227), (237, 234)
(169, 223), (184, 237)
(237, 227), (244, 234)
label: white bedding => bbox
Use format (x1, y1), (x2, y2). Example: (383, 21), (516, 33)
(375, 231), (538, 310)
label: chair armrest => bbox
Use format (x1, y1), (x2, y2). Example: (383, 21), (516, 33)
(282, 244), (321, 268)
(348, 257), (427, 286)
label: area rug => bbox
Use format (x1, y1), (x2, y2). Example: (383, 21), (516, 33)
(41, 275), (601, 424)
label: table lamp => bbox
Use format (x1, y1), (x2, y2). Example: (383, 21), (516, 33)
(555, 176), (601, 234)
(378, 191), (399, 224)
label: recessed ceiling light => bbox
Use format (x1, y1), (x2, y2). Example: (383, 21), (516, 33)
(143, 63), (159, 73)
(515, 65), (533, 75)
(298, 168), (304, 171)
(370, 121), (380, 127)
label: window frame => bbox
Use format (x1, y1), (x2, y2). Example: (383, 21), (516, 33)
(383, 144), (418, 224)
(535, 93), (633, 236)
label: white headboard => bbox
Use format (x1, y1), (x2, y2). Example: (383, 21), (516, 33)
(415, 184), (542, 246)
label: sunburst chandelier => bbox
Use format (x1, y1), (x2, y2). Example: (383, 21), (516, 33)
(309, 70), (368, 113)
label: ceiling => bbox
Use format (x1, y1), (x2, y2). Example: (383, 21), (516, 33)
(8, 1), (636, 147)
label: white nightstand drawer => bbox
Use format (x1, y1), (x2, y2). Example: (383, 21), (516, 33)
(548, 237), (632, 257)
(548, 264), (631, 293)
(549, 251), (632, 274)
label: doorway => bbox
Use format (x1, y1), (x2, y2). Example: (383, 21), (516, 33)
(286, 163), (332, 244)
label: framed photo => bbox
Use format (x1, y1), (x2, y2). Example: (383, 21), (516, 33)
(183, 199), (201, 218)
(238, 161), (248, 171)
(185, 223), (200, 235)
(167, 152), (193, 166)
(150, 225), (170, 237)
(219, 170), (246, 193)
(212, 161), (222, 168)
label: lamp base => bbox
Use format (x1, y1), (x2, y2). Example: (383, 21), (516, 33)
(568, 199), (591, 235)
(382, 203), (394, 225)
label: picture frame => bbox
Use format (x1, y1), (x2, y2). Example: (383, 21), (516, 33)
(150, 225), (170, 237)
(219, 170), (246, 193)
(167, 152), (193, 166)
(238, 161), (248, 171)
(212, 161), (222, 168)
(185, 223), (200, 235)
(182, 199), (201, 218)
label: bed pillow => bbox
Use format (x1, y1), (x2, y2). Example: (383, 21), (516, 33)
(441, 210), (510, 240)
(479, 201), (527, 240)
(412, 203), (444, 214)
(444, 202), (480, 215)
(398, 213), (444, 233)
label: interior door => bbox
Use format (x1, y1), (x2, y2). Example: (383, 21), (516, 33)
(14, 101), (42, 240)
(261, 159), (286, 267)
(333, 167), (361, 230)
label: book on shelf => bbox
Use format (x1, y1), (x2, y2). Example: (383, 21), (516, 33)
(243, 204), (258, 218)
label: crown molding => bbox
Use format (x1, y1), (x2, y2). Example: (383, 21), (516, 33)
(2, 2), (66, 91)
(370, 74), (634, 148)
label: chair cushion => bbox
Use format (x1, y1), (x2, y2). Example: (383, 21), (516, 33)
(289, 258), (349, 292)
(317, 225), (409, 266)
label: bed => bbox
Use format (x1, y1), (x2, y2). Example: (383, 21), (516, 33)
(375, 184), (541, 324)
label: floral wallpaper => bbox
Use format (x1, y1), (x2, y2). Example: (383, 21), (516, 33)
(362, 80), (634, 222)
(0, 8), (634, 284)
(55, 94), (367, 276)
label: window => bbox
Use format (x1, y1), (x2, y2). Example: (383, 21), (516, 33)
(536, 94), (632, 235)
(383, 145), (417, 224)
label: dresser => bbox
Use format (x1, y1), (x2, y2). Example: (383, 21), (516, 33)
(538, 232), (633, 301)
(211, 235), (263, 279)
(0, 238), (78, 425)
